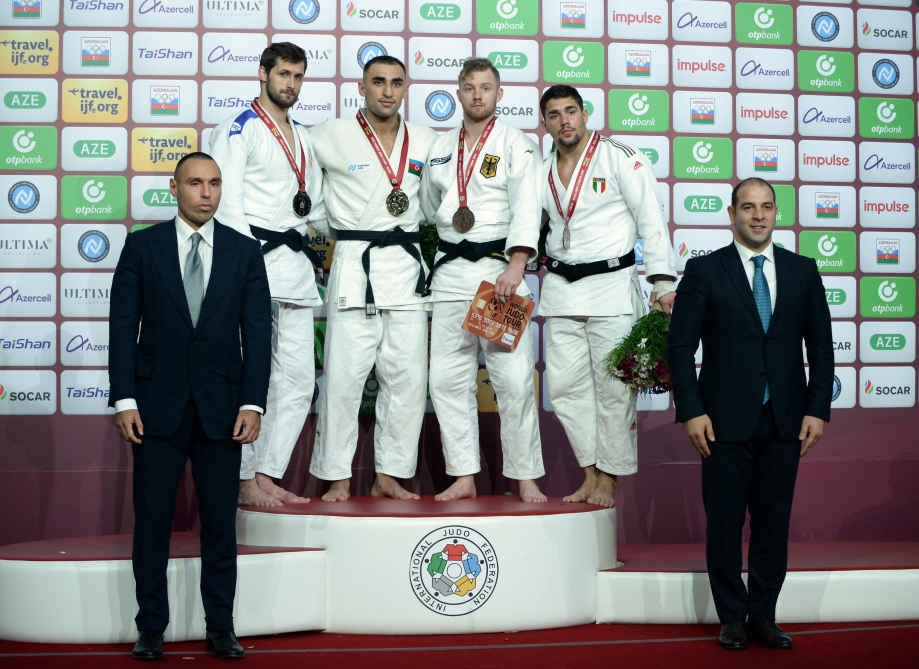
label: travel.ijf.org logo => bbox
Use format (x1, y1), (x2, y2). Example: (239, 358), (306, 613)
(410, 526), (498, 616)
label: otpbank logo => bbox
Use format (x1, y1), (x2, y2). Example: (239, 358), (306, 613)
(0, 126), (57, 171)
(673, 137), (733, 180)
(608, 89), (669, 132)
(860, 277), (916, 319)
(799, 231), (856, 273)
(542, 41), (603, 84)
(797, 50), (855, 92)
(60, 176), (127, 220)
(0, 30), (58, 74)
(476, 0), (538, 36)
(735, 3), (793, 45)
(859, 98), (914, 140)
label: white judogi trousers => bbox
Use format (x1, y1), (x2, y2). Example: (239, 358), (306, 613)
(429, 300), (544, 480)
(310, 307), (428, 481)
(545, 310), (641, 476)
(240, 301), (314, 480)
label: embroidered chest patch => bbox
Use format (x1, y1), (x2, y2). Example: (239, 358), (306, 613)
(480, 154), (500, 179)
(592, 177), (607, 195)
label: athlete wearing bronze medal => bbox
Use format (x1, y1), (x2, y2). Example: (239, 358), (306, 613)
(210, 43), (327, 508)
(307, 56), (438, 502)
(420, 58), (546, 503)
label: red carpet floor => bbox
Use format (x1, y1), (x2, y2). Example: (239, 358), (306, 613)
(1, 621), (916, 669)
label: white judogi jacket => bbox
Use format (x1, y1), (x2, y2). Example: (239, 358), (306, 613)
(419, 117), (541, 301)
(308, 114), (437, 311)
(538, 135), (677, 317)
(209, 108), (328, 306)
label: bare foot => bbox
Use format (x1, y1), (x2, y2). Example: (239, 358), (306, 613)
(371, 473), (420, 500)
(434, 475), (476, 501)
(518, 479), (547, 503)
(586, 471), (617, 508)
(321, 479), (351, 502)
(563, 466), (599, 504)
(255, 472), (309, 503)
(238, 478), (282, 507)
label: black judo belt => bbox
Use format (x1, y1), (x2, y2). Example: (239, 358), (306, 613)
(250, 224), (325, 283)
(424, 238), (508, 293)
(540, 249), (636, 282)
(334, 226), (425, 316)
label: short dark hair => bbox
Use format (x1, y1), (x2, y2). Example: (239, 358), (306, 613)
(458, 57), (500, 86)
(731, 177), (776, 209)
(260, 42), (307, 75)
(363, 55), (406, 78)
(540, 85), (583, 117)
(174, 152), (218, 180)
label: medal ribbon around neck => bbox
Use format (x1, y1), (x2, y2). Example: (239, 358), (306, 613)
(547, 131), (601, 247)
(355, 111), (410, 198)
(252, 98), (307, 193)
(456, 116), (497, 209)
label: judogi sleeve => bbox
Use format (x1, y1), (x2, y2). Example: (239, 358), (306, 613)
(504, 135), (541, 260)
(303, 131), (330, 237)
(420, 151), (444, 226)
(208, 124), (252, 237)
(613, 148), (676, 280)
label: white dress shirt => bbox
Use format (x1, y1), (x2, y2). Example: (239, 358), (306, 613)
(114, 215), (263, 415)
(734, 239), (777, 313)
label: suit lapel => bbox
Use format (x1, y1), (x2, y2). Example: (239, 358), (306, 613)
(151, 219), (194, 331)
(767, 246), (790, 335)
(720, 244), (764, 332)
(194, 220), (239, 333)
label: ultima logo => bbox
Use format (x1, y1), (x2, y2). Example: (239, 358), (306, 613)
(610, 11), (662, 26)
(802, 154), (850, 167)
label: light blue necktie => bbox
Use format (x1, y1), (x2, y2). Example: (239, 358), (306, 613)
(752, 254), (771, 404)
(183, 232), (204, 328)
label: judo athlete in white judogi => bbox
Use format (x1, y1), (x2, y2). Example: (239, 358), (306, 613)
(420, 58), (546, 503)
(538, 85), (678, 507)
(307, 56), (437, 502)
(209, 43), (327, 507)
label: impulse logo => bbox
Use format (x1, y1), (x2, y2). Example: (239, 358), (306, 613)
(741, 106), (788, 121)
(802, 153), (850, 168)
(676, 59), (725, 74)
(610, 11), (661, 26)
(863, 199), (910, 214)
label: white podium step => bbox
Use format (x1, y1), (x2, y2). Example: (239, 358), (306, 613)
(237, 496), (617, 635)
(0, 532), (327, 643)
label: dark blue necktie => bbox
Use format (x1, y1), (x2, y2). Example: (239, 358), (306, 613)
(752, 254), (771, 404)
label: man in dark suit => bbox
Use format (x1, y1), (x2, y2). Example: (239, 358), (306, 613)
(668, 178), (833, 651)
(109, 152), (271, 660)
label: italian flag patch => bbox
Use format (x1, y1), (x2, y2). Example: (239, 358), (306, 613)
(408, 159), (423, 177)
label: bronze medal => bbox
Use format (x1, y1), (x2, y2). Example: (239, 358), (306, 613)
(386, 188), (410, 216)
(293, 190), (311, 217)
(452, 206), (475, 233)
(562, 225), (571, 251)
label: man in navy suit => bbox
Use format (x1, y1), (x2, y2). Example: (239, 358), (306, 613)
(668, 178), (833, 651)
(109, 152), (272, 660)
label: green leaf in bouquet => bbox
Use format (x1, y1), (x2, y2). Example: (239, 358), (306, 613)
(420, 223), (440, 270)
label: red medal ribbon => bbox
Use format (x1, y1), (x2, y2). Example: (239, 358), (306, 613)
(456, 116), (497, 207)
(547, 131), (601, 228)
(355, 111), (410, 191)
(251, 98), (307, 192)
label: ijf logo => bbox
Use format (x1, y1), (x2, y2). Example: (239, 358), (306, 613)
(812, 12), (839, 42)
(8, 181), (39, 213)
(626, 50), (650, 77)
(13, 0), (42, 19)
(560, 2), (586, 30)
(872, 59), (899, 89)
(150, 86), (179, 116)
(410, 526), (498, 616)
(81, 37), (110, 68)
(289, 0), (319, 23)
(425, 90), (455, 123)
(357, 41), (387, 69)
(78, 230), (109, 262)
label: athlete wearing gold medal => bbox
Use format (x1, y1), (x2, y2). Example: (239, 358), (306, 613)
(307, 56), (437, 502)
(420, 58), (546, 503)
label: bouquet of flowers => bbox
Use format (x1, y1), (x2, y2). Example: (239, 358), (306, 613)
(420, 223), (439, 270)
(603, 307), (672, 395)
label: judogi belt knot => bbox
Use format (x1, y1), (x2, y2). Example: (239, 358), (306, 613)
(250, 224), (325, 283)
(334, 226), (426, 315)
(424, 237), (508, 294)
(540, 249), (636, 282)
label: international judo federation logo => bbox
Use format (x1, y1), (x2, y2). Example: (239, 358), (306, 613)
(410, 526), (498, 616)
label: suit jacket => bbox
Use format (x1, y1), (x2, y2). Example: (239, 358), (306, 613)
(668, 243), (834, 443)
(108, 218), (272, 440)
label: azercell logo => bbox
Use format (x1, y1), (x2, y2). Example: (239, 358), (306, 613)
(740, 60), (790, 77)
(675, 13), (727, 30)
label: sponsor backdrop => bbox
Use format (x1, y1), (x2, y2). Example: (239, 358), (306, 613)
(0, 0), (917, 547)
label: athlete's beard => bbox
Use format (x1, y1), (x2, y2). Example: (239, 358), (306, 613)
(556, 127), (584, 149)
(463, 101), (496, 123)
(266, 81), (298, 109)
(366, 97), (400, 119)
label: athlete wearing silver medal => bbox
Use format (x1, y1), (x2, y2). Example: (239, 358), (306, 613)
(539, 86), (678, 507)
(209, 43), (327, 508)
(420, 58), (546, 503)
(307, 56), (438, 502)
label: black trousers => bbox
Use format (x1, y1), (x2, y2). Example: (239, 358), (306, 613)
(132, 394), (241, 633)
(702, 401), (800, 624)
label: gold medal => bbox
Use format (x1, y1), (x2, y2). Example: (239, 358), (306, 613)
(386, 188), (410, 216)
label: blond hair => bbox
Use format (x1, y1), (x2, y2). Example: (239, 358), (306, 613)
(458, 57), (501, 86)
